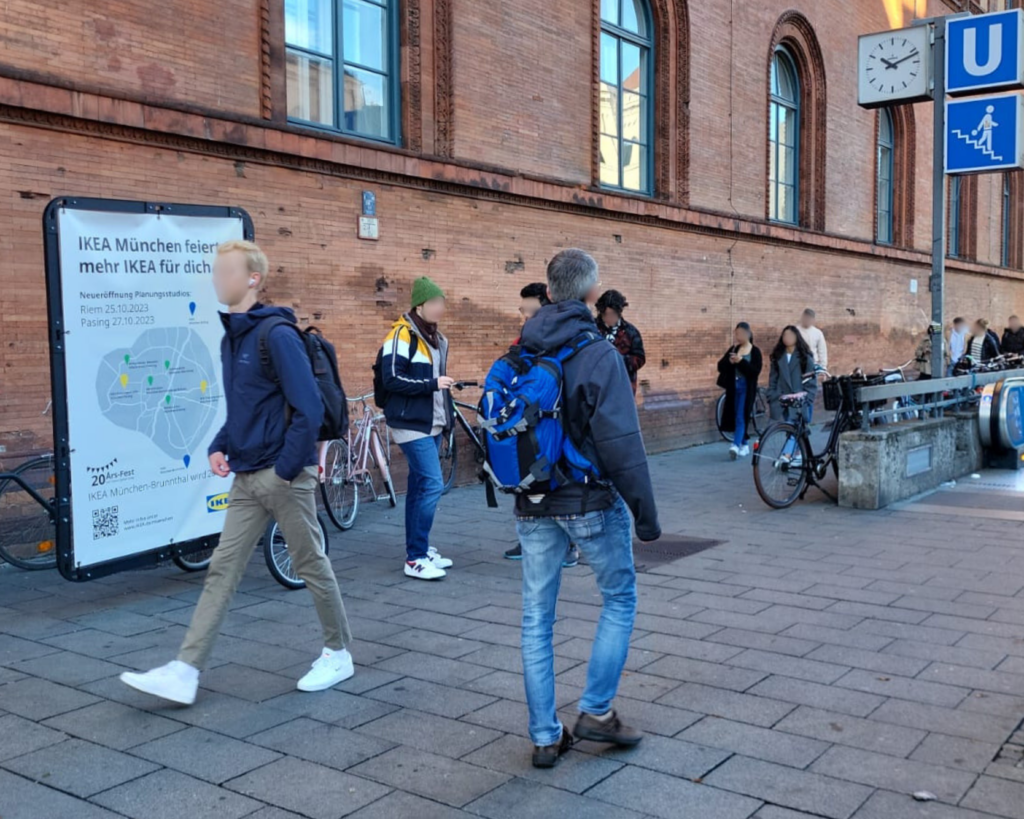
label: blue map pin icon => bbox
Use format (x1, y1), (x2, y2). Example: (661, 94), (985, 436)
(188, 301), (196, 316)
(183, 454), (191, 468)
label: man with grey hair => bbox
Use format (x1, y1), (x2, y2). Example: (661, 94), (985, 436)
(515, 248), (660, 769)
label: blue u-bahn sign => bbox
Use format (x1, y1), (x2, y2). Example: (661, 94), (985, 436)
(947, 9), (1024, 95)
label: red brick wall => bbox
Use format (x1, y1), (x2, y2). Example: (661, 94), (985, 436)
(0, 0), (262, 117)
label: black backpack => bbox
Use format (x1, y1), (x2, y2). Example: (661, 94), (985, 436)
(372, 332), (418, 410)
(258, 318), (348, 441)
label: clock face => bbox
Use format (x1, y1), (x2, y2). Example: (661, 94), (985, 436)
(858, 27), (932, 108)
(866, 36), (922, 96)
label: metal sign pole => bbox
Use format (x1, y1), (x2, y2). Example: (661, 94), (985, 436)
(931, 18), (947, 401)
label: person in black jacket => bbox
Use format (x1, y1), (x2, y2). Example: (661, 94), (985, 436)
(967, 318), (1001, 363)
(595, 289), (646, 396)
(516, 249), (660, 770)
(717, 322), (763, 460)
(1002, 315), (1024, 356)
(120, 241), (353, 706)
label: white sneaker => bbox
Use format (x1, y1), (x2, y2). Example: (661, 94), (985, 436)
(120, 660), (199, 705)
(729, 445), (739, 460)
(405, 558), (446, 580)
(297, 647), (355, 692)
(738, 445), (750, 457)
(427, 547), (453, 569)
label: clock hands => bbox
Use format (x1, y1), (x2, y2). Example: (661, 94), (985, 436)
(880, 51), (919, 70)
(879, 56), (897, 69)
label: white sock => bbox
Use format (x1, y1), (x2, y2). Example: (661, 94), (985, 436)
(591, 710), (614, 723)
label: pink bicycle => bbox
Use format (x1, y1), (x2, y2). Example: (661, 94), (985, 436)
(319, 393), (397, 530)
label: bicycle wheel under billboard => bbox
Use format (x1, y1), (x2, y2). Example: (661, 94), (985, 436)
(43, 197), (254, 580)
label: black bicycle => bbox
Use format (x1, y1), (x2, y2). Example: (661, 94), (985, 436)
(440, 381), (487, 494)
(752, 373), (859, 509)
(0, 454), (57, 570)
(716, 387), (769, 442)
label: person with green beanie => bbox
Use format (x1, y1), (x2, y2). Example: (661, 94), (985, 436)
(376, 277), (457, 580)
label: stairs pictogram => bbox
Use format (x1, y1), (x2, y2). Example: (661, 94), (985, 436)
(951, 128), (1002, 161)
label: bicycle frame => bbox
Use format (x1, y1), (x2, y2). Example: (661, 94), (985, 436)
(0, 472), (53, 514)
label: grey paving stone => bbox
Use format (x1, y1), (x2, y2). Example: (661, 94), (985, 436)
(41, 700), (184, 750)
(705, 627), (823, 657)
(776, 705), (926, 756)
(0, 613), (83, 641)
(802, 584), (902, 606)
(131, 726), (282, 783)
(705, 756), (872, 819)
(780, 623), (894, 651)
(465, 668), (583, 708)
(851, 619), (964, 646)
(746, 676), (884, 718)
(961, 775), (1024, 817)
(70, 609), (167, 636)
(207, 635), (317, 673)
(484, 640), (584, 673)
(632, 612), (724, 639)
(237, 808), (307, 819)
(387, 609), (486, 636)
(805, 643), (930, 678)
(587, 731), (732, 778)
(464, 733), (623, 792)
(834, 668), (969, 708)
(1, 737), (159, 797)
(882, 639), (1006, 671)
(263, 688), (400, 729)
(9, 651), (127, 686)
(226, 756), (391, 818)
(375, 650), (495, 686)
(811, 745), (977, 803)
(587, 765), (762, 819)
(854, 790), (1003, 818)
(630, 631), (745, 662)
(40, 627), (162, 659)
(640, 655), (767, 692)
(738, 589), (836, 611)
(348, 746), (509, 808)
(724, 648), (850, 684)
(458, 697), (532, 738)
(910, 732), (1002, 773)
(869, 698), (1019, 743)
(676, 591), (772, 614)
(198, 662), (297, 702)
(0, 714), (67, 761)
(466, 777), (647, 819)
(657, 682), (796, 727)
(249, 717), (395, 769)
(679, 716), (830, 768)
(958, 689), (1024, 720)
(0, 677), (100, 720)
(349, 791), (472, 819)
(0, 769), (123, 819)
(377, 628), (487, 659)
(353, 709), (497, 759)
(365, 676), (498, 718)
(0, 633), (62, 664)
(919, 663), (1024, 698)
(92, 768), (263, 819)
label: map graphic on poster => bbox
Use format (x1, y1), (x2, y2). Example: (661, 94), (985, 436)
(52, 204), (248, 572)
(96, 328), (219, 464)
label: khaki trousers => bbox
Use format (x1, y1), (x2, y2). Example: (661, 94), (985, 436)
(178, 466), (352, 669)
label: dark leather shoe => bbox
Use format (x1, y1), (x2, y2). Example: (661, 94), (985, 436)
(573, 711), (643, 747)
(531, 728), (573, 768)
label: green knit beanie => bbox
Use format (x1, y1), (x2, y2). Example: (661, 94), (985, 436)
(411, 276), (445, 308)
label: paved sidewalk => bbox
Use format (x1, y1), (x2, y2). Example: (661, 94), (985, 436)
(2, 442), (1024, 819)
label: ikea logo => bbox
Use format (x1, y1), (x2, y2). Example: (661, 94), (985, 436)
(206, 493), (230, 512)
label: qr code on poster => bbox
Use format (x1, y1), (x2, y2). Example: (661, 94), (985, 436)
(92, 506), (119, 539)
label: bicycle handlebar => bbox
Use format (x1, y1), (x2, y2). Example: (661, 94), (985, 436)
(347, 392), (375, 403)
(453, 381), (480, 390)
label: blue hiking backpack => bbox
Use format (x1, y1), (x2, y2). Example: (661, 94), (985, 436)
(479, 333), (604, 505)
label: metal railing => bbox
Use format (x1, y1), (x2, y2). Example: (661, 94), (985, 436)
(852, 367), (1024, 429)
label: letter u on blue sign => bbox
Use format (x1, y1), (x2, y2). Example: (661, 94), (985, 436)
(947, 9), (1024, 95)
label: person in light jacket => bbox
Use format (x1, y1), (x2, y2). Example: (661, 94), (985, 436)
(716, 322), (762, 460)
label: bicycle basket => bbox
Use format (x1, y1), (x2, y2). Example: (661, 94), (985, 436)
(822, 378), (843, 412)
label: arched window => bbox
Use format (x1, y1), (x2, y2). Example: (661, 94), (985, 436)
(599, 0), (653, 193)
(876, 109), (895, 244)
(949, 176), (962, 259)
(1003, 174), (1012, 267)
(948, 175), (977, 261)
(769, 47), (800, 224)
(285, 0), (400, 144)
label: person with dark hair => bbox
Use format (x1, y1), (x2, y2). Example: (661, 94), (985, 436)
(595, 290), (646, 395)
(967, 318), (1000, 363)
(716, 322), (763, 460)
(768, 326), (818, 455)
(1002, 315), (1024, 356)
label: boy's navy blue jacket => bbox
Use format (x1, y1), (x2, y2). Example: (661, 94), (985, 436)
(208, 304), (323, 481)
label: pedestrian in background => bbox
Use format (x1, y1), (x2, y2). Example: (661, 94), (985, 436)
(595, 289), (646, 396)
(716, 321), (762, 460)
(1002, 315), (1024, 356)
(948, 317), (968, 376)
(120, 241), (354, 705)
(797, 308), (828, 373)
(515, 249), (660, 769)
(967, 318), (1000, 363)
(378, 277), (456, 581)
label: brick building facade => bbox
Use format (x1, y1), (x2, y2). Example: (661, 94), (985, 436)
(1, 0), (1023, 461)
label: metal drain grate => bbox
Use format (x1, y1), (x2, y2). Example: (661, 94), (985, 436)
(630, 535), (724, 572)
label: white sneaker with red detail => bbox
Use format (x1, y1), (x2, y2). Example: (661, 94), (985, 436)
(405, 558), (446, 580)
(427, 547), (453, 569)
(120, 660), (199, 705)
(297, 647), (355, 692)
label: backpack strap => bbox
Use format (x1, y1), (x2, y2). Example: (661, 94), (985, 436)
(257, 316), (300, 384)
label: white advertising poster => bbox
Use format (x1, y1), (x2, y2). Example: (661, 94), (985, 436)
(56, 208), (242, 569)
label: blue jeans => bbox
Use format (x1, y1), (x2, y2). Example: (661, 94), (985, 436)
(734, 377), (748, 445)
(516, 496), (637, 747)
(398, 435), (443, 562)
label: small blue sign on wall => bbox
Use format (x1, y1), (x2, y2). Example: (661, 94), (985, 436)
(947, 9), (1024, 96)
(945, 93), (1024, 174)
(362, 191), (376, 216)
